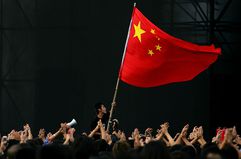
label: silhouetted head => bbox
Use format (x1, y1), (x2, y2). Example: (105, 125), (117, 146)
(181, 145), (196, 159)
(93, 139), (110, 155)
(171, 150), (190, 159)
(221, 144), (238, 159)
(95, 102), (106, 114)
(112, 141), (131, 159)
(72, 135), (94, 159)
(200, 143), (223, 159)
(141, 141), (171, 159)
(15, 144), (36, 159)
(37, 144), (72, 159)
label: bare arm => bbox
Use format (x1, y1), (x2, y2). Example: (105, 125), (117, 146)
(88, 124), (100, 138)
(175, 124), (189, 145)
(162, 122), (175, 146)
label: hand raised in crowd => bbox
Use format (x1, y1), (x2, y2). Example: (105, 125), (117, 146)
(119, 131), (126, 142)
(196, 126), (206, 147)
(20, 130), (28, 143)
(88, 123), (100, 138)
(212, 128), (222, 144)
(8, 130), (20, 141)
(0, 136), (8, 154)
(174, 124), (189, 145)
(131, 128), (142, 148)
(1, 119), (240, 159)
(38, 128), (46, 142)
(24, 123), (33, 140)
(234, 134), (241, 145)
(68, 128), (75, 143)
(60, 122), (68, 134)
(48, 122), (68, 141)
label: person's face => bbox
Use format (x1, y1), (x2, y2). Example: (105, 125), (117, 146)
(100, 105), (106, 113)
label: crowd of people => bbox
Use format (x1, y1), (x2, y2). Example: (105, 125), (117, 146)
(0, 102), (240, 159)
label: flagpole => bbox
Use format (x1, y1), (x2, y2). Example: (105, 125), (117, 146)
(106, 3), (136, 132)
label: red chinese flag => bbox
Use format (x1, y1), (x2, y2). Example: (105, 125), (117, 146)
(119, 7), (221, 88)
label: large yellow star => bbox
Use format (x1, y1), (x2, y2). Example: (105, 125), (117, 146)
(148, 49), (154, 56)
(133, 21), (146, 42)
(155, 44), (162, 51)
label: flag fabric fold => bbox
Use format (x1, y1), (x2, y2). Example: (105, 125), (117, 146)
(119, 7), (221, 88)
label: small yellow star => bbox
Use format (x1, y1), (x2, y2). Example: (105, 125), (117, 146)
(150, 29), (156, 34)
(155, 44), (162, 51)
(148, 49), (154, 56)
(133, 21), (146, 42)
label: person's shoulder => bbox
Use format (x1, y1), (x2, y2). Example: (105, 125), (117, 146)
(104, 111), (110, 117)
(103, 112), (110, 120)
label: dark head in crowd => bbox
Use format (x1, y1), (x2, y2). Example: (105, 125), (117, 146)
(112, 141), (131, 159)
(37, 144), (72, 159)
(200, 143), (223, 159)
(72, 135), (94, 159)
(141, 140), (171, 159)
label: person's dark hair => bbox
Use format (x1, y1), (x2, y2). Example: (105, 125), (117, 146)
(97, 151), (113, 159)
(127, 139), (134, 148)
(15, 143), (36, 159)
(171, 150), (190, 159)
(126, 148), (142, 159)
(93, 139), (110, 155)
(141, 140), (171, 159)
(221, 144), (239, 159)
(200, 143), (223, 159)
(4, 139), (20, 155)
(37, 144), (72, 159)
(26, 138), (43, 148)
(112, 141), (131, 159)
(72, 135), (94, 159)
(181, 145), (196, 159)
(89, 151), (113, 159)
(169, 144), (184, 153)
(95, 102), (104, 114)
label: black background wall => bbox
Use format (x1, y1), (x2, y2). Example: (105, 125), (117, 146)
(1, 0), (240, 138)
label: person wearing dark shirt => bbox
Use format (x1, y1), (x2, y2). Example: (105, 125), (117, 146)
(90, 102), (110, 139)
